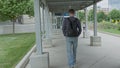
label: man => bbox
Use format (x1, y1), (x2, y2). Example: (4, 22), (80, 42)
(62, 9), (82, 68)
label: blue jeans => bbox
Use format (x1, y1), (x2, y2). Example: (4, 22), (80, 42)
(66, 37), (78, 67)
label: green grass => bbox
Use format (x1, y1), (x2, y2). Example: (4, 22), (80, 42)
(0, 33), (35, 68)
(99, 28), (120, 35)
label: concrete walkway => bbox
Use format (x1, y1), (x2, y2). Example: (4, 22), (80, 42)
(43, 30), (120, 68)
(25, 30), (120, 68)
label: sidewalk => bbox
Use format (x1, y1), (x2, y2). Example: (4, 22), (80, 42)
(27, 30), (120, 68)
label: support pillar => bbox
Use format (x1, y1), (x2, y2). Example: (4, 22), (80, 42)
(49, 12), (53, 37)
(29, 0), (49, 68)
(40, 4), (45, 39)
(55, 16), (57, 29)
(54, 16), (57, 29)
(90, 2), (101, 46)
(52, 13), (59, 35)
(42, 6), (53, 48)
(42, 4), (46, 38)
(84, 8), (89, 38)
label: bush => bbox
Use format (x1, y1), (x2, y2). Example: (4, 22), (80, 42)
(117, 25), (120, 31)
(98, 21), (120, 31)
(98, 22), (117, 29)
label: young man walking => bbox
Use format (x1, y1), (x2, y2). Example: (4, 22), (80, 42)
(62, 9), (82, 68)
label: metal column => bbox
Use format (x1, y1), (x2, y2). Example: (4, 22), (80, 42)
(42, 4), (45, 38)
(90, 2), (101, 46)
(84, 8), (88, 37)
(49, 12), (53, 37)
(45, 7), (49, 38)
(34, 0), (42, 54)
(93, 2), (97, 36)
(30, 1), (49, 67)
(40, 5), (44, 38)
(44, 6), (51, 39)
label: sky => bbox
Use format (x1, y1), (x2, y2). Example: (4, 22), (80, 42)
(97, 0), (120, 10)
(109, 0), (120, 10)
(97, 0), (109, 8)
(88, 0), (109, 9)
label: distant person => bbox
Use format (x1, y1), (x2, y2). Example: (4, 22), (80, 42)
(62, 9), (82, 68)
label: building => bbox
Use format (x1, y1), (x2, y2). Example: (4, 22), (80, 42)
(97, 7), (109, 14)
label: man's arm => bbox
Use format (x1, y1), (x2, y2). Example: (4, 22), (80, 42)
(62, 18), (67, 35)
(76, 19), (82, 35)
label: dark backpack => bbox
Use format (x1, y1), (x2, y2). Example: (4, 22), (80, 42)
(66, 18), (79, 37)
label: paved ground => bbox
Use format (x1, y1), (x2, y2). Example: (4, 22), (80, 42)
(43, 30), (120, 68)
(25, 30), (120, 68)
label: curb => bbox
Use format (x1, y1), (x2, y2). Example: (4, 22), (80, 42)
(15, 45), (36, 68)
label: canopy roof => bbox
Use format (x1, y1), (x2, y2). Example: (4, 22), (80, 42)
(46, 0), (101, 13)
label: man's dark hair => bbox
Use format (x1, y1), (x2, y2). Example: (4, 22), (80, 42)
(69, 9), (75, 14)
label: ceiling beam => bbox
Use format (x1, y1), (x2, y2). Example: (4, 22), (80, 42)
(46, 0), (94, 2)
(46, 0), (102, 13)
(48, 1), (93, 5)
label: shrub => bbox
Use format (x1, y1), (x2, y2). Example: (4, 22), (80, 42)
(98, 22), (117, 29)
(117, 24), (120, 31)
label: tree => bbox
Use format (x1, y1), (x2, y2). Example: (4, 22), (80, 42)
(97, 11), (107, 22)
(88, 9), (94, 21)
(109, 9), (120, 20)
(17, 0), (34, 24)
(78, 11), (85, 21)
(0, 0), (34, 33)
(26, 0), (34, 17)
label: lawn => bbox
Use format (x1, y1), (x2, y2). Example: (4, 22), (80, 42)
(99, 29), (120, 35)
(0, 33), (35, 68)
(89, 22), (120, 35)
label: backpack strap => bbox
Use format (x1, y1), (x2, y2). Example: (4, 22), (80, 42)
(67, 18), (73, 29)
(67, 18), (78, 29)
(67, 18), (78, 23)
